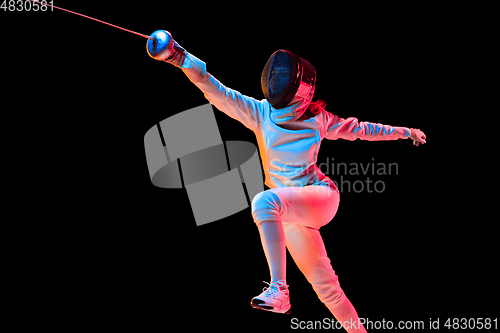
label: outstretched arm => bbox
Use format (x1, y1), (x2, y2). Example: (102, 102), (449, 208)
(162, 42), (266, 132)
(322, 111), (426, 145)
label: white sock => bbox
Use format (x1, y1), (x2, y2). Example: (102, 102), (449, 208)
(257, 221), (286, 283)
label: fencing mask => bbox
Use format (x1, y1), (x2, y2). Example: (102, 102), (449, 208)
(261, 49), (316, 112)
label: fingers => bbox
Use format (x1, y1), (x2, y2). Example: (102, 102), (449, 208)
(413, 138), (424, 146)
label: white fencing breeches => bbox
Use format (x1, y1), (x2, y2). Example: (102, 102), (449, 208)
(252, 185), (367, 332)
(251, 184), (340, 284)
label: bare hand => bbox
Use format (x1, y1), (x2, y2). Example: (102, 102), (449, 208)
(410, 128), (426, 146)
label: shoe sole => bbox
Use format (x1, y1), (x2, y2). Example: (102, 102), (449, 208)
(250, 298), (291, 315)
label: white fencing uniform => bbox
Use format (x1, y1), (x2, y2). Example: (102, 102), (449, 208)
(169, 51), (410, 332)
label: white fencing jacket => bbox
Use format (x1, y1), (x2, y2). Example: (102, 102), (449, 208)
(177, 53), (411, 189)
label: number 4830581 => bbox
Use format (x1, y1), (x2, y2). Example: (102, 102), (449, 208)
(1, 0), (54, 11)
(444, 318), (497, 330)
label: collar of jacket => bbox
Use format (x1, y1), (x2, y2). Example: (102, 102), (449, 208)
(269, 99), (310, 124)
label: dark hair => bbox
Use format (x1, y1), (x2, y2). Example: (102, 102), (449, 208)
(308, 100), (327, 114)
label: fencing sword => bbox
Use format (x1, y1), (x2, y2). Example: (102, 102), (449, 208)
(28, 0), (175, 60)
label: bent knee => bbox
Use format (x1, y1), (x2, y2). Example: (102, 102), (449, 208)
(251, 190), (282, 224)
(251, 190), (281, 212)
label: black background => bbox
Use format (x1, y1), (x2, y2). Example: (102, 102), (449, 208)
(2, 1), (495, 331)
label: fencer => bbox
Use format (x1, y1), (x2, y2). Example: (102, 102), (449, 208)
(158, 41), (426, 333)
